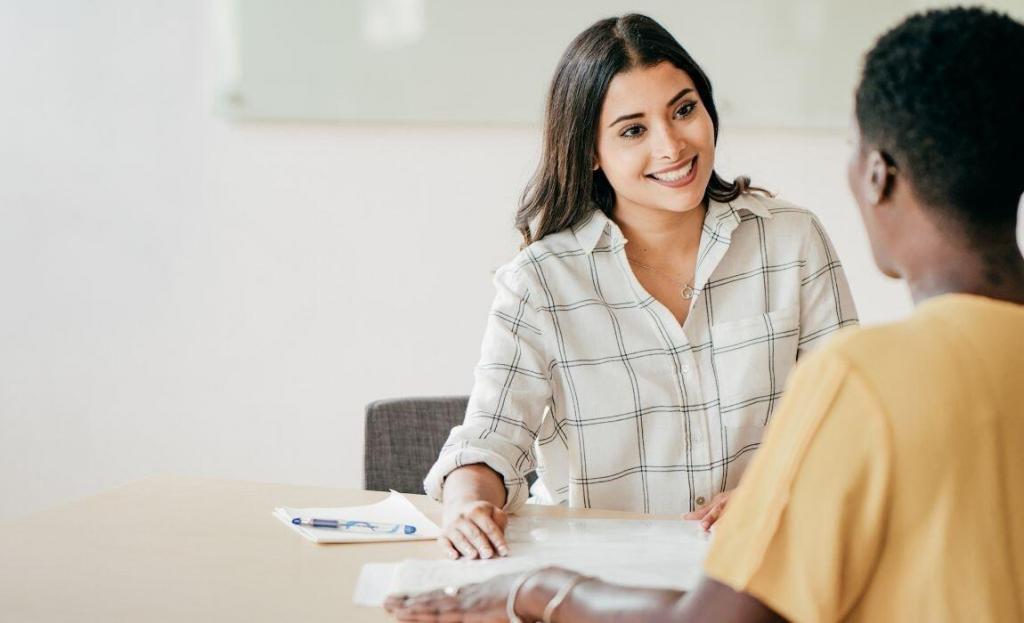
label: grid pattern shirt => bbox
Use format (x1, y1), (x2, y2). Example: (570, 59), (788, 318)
(424, 194), (858, 515)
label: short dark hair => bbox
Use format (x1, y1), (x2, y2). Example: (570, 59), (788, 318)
(855, 7), (1024, 242)
(516, 14), (757, 245)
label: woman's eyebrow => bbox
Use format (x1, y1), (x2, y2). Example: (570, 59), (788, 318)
(666, 87), (694, 107)
(608, 111), (643, 127)
(607, 87), (696, 127)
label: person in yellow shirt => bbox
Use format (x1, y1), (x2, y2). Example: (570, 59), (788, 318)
(386, 7), (1024, 622)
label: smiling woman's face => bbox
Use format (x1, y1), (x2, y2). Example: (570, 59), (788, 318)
(595, 61), (716, 217)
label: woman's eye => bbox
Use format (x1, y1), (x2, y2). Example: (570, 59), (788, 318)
(674, 101), (697, 118)
(621, 125), (645, 139)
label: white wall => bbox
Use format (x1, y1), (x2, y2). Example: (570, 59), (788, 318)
(1, 2), (1016, 521)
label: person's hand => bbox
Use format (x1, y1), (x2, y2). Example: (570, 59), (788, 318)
(683, 490), (733, 532)
(384, 573), (518, 622)
(440, 500), (509, 559)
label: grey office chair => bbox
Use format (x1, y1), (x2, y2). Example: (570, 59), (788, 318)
(363, 396), (469, 494)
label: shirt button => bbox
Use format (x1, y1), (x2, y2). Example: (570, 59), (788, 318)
(681, 364), (691, 374)
(696, 496), (706, 506)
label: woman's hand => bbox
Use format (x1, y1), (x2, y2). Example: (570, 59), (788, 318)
(683, 490), (733, 532)
(441, 500), (510, 560)
(384, 573), (518, 622)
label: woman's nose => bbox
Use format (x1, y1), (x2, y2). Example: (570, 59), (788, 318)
(651, 123), (686, 160)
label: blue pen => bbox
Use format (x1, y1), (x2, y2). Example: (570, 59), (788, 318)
(291, 517), (417, 535)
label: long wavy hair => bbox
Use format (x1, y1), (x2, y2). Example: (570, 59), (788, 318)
(517, 14), (761, 245)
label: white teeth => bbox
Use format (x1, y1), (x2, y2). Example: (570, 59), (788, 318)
(651, 158), (694, 182)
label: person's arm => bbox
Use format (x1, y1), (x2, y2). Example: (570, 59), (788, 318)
(437, 464), (509, 559)
(422, 261), (553, 559)
(385, 568), (783, 623)
(516, 569), (783, 623)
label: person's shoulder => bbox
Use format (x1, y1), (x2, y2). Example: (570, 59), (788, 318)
(733, 193), (813, 221)
(803, 297), (1024, 466)
(801, 309), (960, 404)
(495, 223), (589, 288)
(500, 213), (599, 274)
(815, 309), (942, 362)
(730, 193), (827, 238)
(500, 233), (574, 271)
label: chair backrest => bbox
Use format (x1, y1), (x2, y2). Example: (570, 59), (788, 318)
(363, 396), (469, 494)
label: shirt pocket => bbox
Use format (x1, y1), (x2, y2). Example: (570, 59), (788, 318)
(710, 306), (800, 428)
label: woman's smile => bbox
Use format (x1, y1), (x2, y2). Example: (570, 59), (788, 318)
(646, 154), (699, 188)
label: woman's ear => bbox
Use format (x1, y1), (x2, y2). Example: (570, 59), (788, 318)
(592, 153), (600, 171)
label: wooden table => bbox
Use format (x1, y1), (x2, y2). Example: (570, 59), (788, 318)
(0, 475), (654, 622)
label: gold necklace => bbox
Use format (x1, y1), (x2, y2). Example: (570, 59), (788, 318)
(627, 256), (699, 300)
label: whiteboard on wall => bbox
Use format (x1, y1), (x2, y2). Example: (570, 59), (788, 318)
(214, 0), (1023, 128)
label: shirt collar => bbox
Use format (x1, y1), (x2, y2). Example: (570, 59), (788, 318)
(573, 194), (773, 255)
(725, 193), (775, 220)
(573, 209), (616, 254)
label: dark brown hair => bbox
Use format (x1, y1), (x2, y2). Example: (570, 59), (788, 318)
(517, 14), (759, 245)
(856, 7), (1024, 244)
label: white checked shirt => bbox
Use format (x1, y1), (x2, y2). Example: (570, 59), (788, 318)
(425, 194), (858, 515)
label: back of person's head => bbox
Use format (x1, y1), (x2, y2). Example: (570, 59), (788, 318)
(855, 7), (1024, 245)
(516, 14), (753, 245)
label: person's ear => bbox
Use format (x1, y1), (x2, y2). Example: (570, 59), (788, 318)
(592, 154), (600, 171)
(865, 150), (895, 205)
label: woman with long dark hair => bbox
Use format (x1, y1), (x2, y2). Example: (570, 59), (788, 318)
(424, 14), (857, 560)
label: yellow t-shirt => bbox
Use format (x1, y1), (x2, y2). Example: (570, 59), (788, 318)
(704, 294), (1024, 622)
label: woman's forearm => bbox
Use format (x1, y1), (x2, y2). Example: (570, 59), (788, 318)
(441, 463), (507, 508)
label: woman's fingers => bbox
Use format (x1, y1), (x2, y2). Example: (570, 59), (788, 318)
(685, 491), (733, 524)
(385, 593), (442, 622)
(435, 607), (464, 623)
(401, 589), (452, 610)
(387, 573), (523, 622)
(699, 491), (733, 530)
(383, 594), (407, 612)
(458, 518), (496, 559)
(395, 608), (440, 622)
(437, 536), (460, 560)
(683, 504), (711, 520)
(472, 506), (509, 556)
(701, 502), (725, 531)
(445, 525), (479, 559)
(387, 587), (464, 621)
(396, 605), (444, 622)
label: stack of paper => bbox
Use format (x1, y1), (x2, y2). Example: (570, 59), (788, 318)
(354, 515), (711, 605)
(274, 490), (442, 543)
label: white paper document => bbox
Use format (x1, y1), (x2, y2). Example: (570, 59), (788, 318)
(274, 490), (441, 543)
(354, 515), (711, 606)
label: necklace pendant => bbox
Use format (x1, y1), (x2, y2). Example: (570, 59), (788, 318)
(681, 285), (696, 300)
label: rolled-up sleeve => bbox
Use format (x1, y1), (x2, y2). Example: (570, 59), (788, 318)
(797, 215), (858, 357)
(423, 263), (552, 512)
